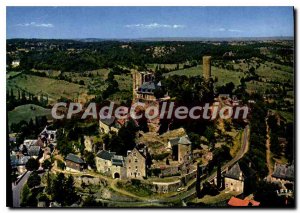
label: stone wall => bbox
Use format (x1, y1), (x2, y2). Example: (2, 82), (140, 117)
(224, 177), (244, 193)
(152, 180), (182, 193)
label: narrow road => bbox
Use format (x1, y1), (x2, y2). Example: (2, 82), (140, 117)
(162, 125), (250, 203)
(12, 171), (32, 207)
(89, 125), (250, 206)
(50, 125), (250, 206)
(265, 116), (273, 180)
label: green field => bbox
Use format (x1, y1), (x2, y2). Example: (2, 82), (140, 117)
(163, 65), (245, 87)
(7, 74), (89, 103)
(8, 104), (51, 126)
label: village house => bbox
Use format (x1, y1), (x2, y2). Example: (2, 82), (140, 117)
(40, 126), (57, 144)
(271, 163), (294, 184)
(126, 147), (147, 179)
(224, 161), (256, 195)
(95, 150), (126, 179)
(27, 145), (42, 159)
(65, 153), (85, 172)
(95, 150), (115, 173)
(11, 154), (31, 174)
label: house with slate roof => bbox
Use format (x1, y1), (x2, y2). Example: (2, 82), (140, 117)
(271, 163), (294, 183)
(224, 161), (256, 194)
(28, 145), (42, 159)
(65, 153), (85, 172)
(11, 154), (31, 174)
(95, 150), (126, 179)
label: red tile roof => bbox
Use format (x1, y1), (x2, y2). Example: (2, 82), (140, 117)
(228, 197), (260, 207)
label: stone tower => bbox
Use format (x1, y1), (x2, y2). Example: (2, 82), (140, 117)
(132, 70), (142, 100)
(203, 56), (211, 80)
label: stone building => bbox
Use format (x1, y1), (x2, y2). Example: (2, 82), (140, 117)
(271, 163), (294, 183)
(65, 153), (85, 172)
(132, 70), (157, 103)
(95, 150), (126, 179)
(125, 147), (147, 179)
(224, 162), (256, 194)
(168, 135), (192, 163)
(95, 150), (116, 174)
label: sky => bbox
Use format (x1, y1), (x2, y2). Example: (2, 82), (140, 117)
(6, 7), (294, 39)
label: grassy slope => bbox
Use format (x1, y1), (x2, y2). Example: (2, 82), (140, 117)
(7, 74), (88, 102)
(8, 104), (51, 126)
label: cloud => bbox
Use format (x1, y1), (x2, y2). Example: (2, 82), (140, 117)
(125, 22), (185, 29)
(214, 28), (242, 33)
(16, 22), (54, 28)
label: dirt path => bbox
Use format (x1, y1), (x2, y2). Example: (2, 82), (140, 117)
(265, 117), (273, 178)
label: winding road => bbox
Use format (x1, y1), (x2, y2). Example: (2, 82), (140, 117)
(96, 125), (250, 206)
(12, 171), (32, 207)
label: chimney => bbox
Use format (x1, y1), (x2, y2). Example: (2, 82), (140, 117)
(203, 56), (211, 80)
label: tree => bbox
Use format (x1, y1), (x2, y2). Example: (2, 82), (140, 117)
(25, 158), (39, 171)
(64, 175), (79, 206)
(51, 173), (79, 206)
(82, 195), (103, 207)
(27, 172), (41, 188)
(216, 163), (222, 189)
(79, 80), (85, 85)
(52, 173), (66, 205)
(42, 159), (52, 170)
(84, 151), (96, 170)
(254, 181), (285, 207)
(21, 184), (31, 207)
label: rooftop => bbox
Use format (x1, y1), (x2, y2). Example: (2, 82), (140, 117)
(228, 197), (260, 207)
(272, 163), (294, 181)
(65, 153), (85, 164)
(96, 150), (116, 160)
(169, 135), (192, 146)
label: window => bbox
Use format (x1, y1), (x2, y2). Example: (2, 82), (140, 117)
(135, 166), (138, 169)
(135, 159), (138, 163)
(129, 159), (131, 163)
(133, 153), (136, 156)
